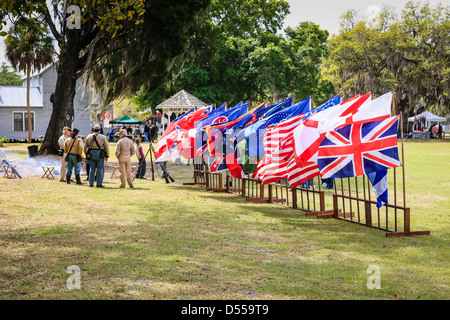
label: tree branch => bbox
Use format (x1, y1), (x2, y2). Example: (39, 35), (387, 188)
(43, 3), (63, 43)
(75, 32), (101, 79)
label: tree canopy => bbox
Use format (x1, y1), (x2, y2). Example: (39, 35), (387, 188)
(0, 62), (23, 86)
(323, 1), (450, 117)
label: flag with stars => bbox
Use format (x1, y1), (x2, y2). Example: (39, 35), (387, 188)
(244, 97), (311, 158)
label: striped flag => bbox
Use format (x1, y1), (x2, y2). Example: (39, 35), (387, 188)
(287, 159), (320, 188)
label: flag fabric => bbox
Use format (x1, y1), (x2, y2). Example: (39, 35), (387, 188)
(205, 101), (266, 156)
(318, 115), (401, 179)
(367, 169), (389, 208)
(256, 154), (289, 184)
(195, 103), (247, 156)
(301, 96), (342, 120)
(292, 93), (371, 167)
(244, 97), (311, 158)
(287, 159), (320, 188)
(155, 109), (195, 162)
(161, 108), (194, 139)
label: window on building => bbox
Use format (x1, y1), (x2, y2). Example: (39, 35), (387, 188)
(13, 112), (35, 131)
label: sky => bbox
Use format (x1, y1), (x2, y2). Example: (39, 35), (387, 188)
(282, 0), (445, 35)
(0, 1), (446, 69)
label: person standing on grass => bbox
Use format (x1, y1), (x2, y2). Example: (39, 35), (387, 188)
(85, 124), (110, 188)
(135, 138), (146, 179)
(58, 126), (71, 182)
(64, 128), (84, 185)
(143, 121), (150, 142)
(115, 129), (135, 188)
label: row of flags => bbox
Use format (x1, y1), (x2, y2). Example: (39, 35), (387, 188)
(154, 92), (401, 208)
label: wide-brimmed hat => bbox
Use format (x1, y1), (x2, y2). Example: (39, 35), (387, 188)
(63, 126), (71, 131)
(119, 129), (127, 136)
(93, 124), (101, 131)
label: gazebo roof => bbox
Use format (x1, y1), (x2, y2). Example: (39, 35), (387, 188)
(156, 90), (206, 110)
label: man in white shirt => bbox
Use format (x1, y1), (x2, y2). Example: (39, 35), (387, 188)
(58, 126), (71, 182)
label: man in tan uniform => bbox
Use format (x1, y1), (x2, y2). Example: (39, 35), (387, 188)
(115, 129), (135, 188)
(58, 126), (71, 182)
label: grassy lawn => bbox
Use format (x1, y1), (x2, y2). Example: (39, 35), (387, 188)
(0, 140), (448, 300)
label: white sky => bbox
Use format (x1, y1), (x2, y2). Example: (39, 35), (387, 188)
(282, 0), (446, 36)
(0, 1), (447, 68)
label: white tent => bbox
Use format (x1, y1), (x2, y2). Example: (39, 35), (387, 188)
(408, 111), (447, 123)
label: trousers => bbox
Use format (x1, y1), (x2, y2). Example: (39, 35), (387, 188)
(118, 154), (133, 187)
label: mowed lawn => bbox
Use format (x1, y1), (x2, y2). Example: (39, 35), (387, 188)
(0, 140), (448, 300)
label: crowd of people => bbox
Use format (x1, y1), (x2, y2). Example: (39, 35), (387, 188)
(58, 122), (158, 188)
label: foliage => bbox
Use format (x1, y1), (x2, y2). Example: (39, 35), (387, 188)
(0, 0), (211, 153)
(172, 22), (334, 107)
(5, 22), (54, 74)
(0, 136), (9, 147)
(132, 0), (297, 111)
(323, 1), (450, 117)
(0, 62), (23, 86)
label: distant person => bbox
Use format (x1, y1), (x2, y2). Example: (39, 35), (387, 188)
(58, 126), (71, 182)
(127, 126), (133, 136)
(143, 122), (150, 142)
(84, 127), (95, 181)
(438, 124), (443, 139)
(64, 128), (84, 185)
(108, 127), (116, 142)
(115, 129), (135, 188)
(150, 124), (158, 142)
(321, 178), (334, 189)
(160, 161), (169, 179)
(85, 124), (110, 188)
(135, 139), (146, 179)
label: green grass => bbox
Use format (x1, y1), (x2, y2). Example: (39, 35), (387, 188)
(0, 140), (448, 300)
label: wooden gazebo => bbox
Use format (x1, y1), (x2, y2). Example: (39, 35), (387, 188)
(156, 90), (206, 129)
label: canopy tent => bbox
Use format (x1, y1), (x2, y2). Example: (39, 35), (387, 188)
(408, 111), (447, 123)
(109, 115), (142, 124)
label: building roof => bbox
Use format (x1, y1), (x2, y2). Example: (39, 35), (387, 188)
(156, 90), (206, 111)
(0, 86), (44, 107)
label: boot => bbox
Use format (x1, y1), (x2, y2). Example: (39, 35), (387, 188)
(76, 174), (83, 185)
(66, 175), (71, 184)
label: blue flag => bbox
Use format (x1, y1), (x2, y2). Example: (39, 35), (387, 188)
(244, 97), (311, 158)
(195, 102), (248, 156)
(302, 96), (341, 120)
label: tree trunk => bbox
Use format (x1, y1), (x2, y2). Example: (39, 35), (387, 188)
(27, 65), (32, 143)
(38, 31), (81, 155)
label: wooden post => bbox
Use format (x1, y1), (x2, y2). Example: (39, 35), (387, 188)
(404, 207), (411, 233)
(292, 188), (298, 209)
(241, 179), (246, 197)
(268, 184), (273, 203)
(205, 171), (210, 188)
(319, 191), (325, 212)
(365, 200), (372, 227)
(333, 194), (339, 218)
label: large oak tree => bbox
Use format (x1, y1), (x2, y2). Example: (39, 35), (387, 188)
(0, 0), (210, 154)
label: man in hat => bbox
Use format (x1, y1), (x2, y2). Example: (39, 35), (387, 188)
(58, 126), (71, 182)
(84, 124), (110, 187)
(115, 129), (135, 188)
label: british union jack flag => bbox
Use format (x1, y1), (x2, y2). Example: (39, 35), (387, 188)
(318, 115), (400, 179)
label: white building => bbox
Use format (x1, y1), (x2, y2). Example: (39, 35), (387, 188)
(0, 62), (93, 141)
